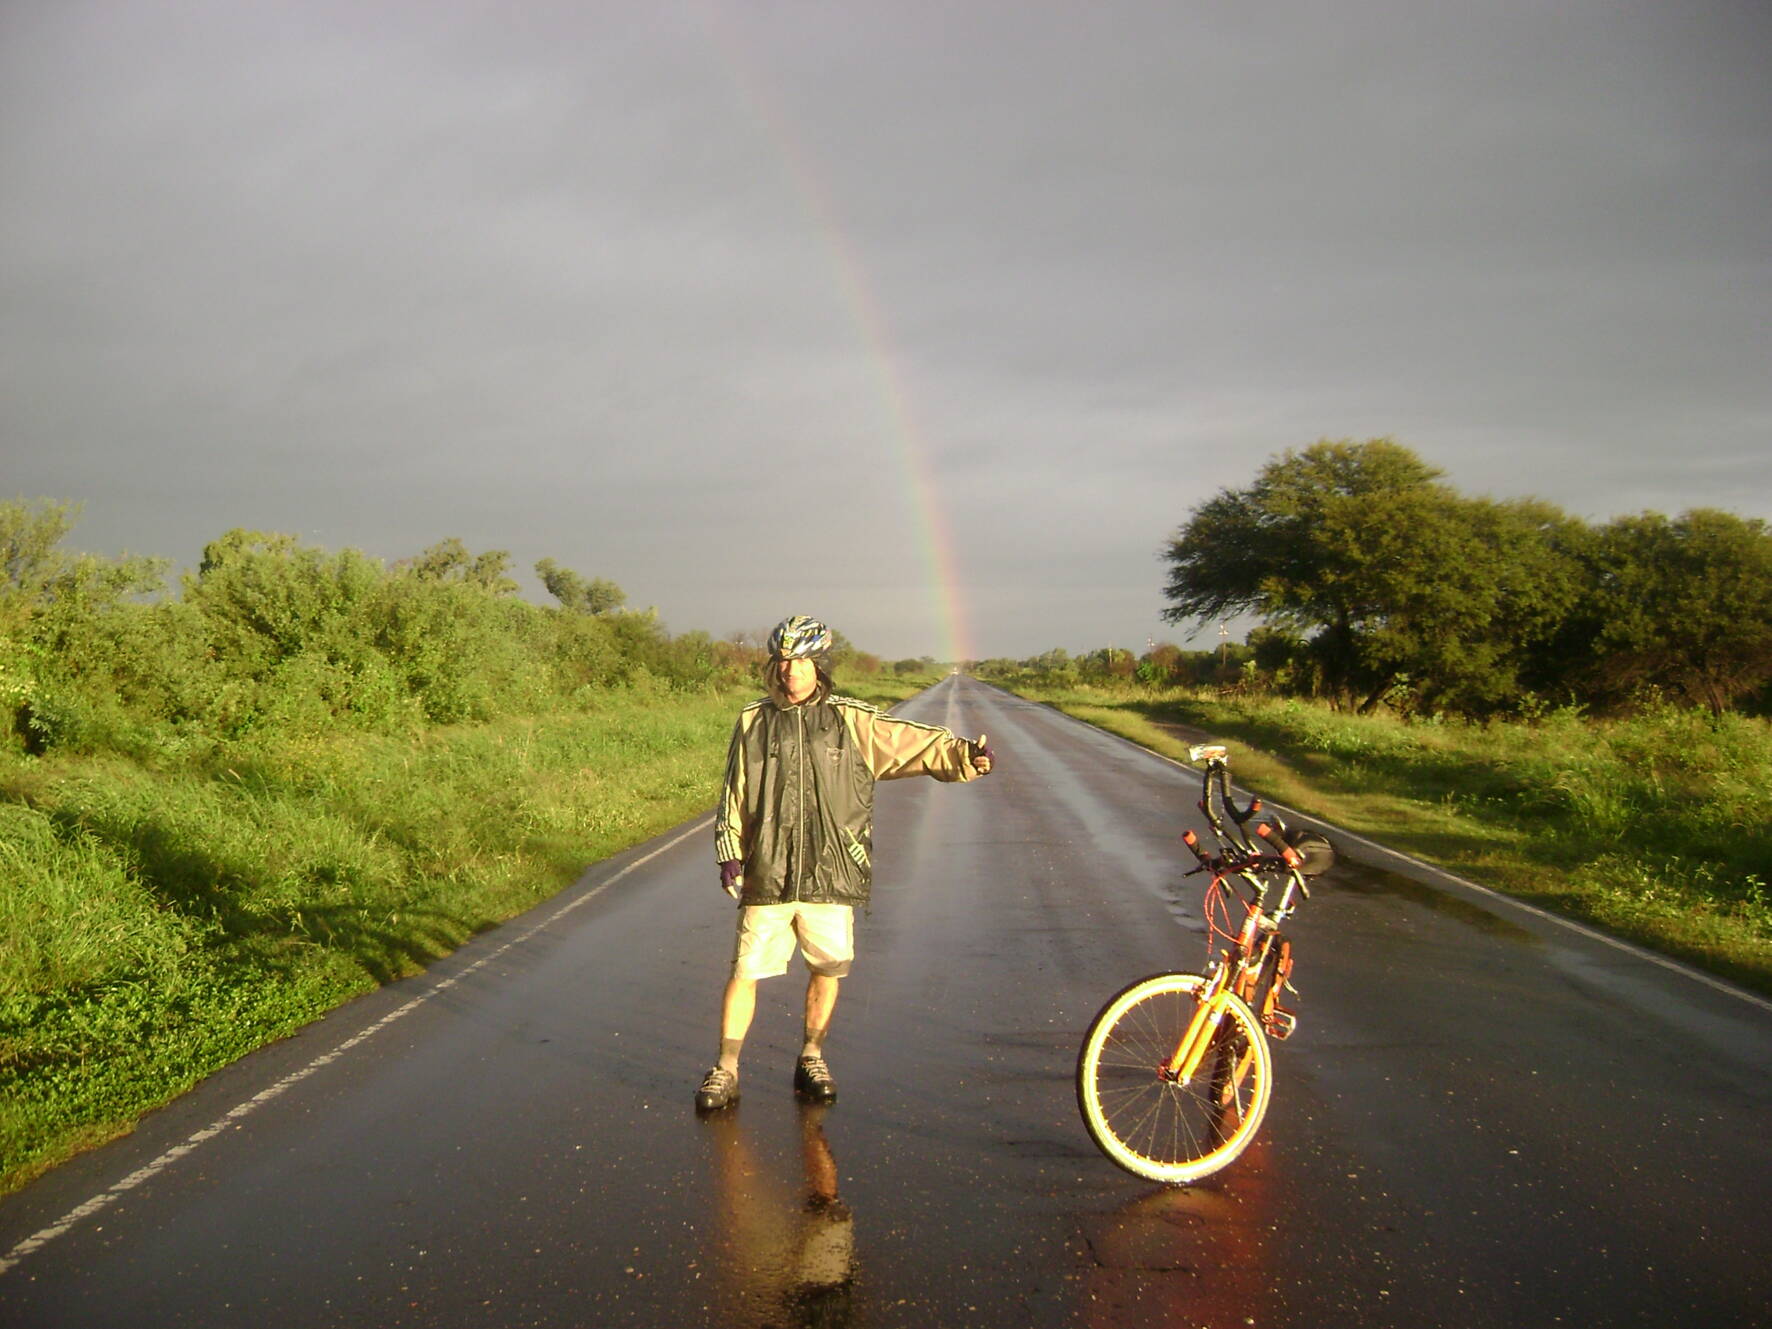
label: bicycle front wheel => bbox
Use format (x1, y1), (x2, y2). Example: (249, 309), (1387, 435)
(1076, 972), (1273, 1184)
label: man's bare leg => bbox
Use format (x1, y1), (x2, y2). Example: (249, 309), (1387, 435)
(802, 972), (839, 1058)
(797, 973), (841, 1103)
(696, 976), (756, 1112)
(718, 975), (758, 1073)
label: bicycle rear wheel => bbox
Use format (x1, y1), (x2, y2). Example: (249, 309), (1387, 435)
(1076, 972), (1273, 1184)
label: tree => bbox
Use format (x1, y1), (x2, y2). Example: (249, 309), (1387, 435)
(399, 538), (519, 595)
(187, 529), (385, 671)
(1, 498), (77, 591)
(1136, 642), (1183, 685)
(534, 558), (626, 615)
(1161, 440), (1581, 714)
(1079, 646), (1136, 680)
(2, 499), (174, 749)
(1572, 510), (1772, 716)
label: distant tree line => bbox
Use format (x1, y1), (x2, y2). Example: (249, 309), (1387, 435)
(892, 656), (939, 676)
(977, 439), (1772, 720)
(0, 499), (781, 758)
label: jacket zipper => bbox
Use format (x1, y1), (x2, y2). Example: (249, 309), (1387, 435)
(793, 706), (807, 903)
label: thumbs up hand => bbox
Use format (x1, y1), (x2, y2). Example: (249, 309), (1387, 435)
(970, 733), (993, 775)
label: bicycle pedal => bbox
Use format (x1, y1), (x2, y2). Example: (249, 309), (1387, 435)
(1264, 1008), (1298, 1041)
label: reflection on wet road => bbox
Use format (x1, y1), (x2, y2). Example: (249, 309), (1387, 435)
(1078, 1152), (1276, 1326)
(705, 1105), (856, 1327)
(3, 677), (1770, 1327)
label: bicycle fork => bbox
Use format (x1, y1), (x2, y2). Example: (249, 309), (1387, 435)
(1160, 981), (1256, 1105)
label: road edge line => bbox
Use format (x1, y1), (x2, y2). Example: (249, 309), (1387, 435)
(0, 817), (713, 1280)
(1056, 702), (1772, 1018)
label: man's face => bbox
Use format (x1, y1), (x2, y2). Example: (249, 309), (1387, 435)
(775, 656), (819, 704)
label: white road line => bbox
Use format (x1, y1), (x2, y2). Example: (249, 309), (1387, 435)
(0, 818), (711, 1279)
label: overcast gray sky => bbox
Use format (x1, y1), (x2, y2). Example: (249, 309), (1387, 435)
(4, 0), (1768, 661)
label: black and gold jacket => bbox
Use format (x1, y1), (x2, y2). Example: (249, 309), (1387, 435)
(714, 688), (981, 906)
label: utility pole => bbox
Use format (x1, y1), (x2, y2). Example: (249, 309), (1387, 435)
(1218, 622), (1229, 669)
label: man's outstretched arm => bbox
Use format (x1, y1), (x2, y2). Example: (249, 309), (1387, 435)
(846, 703), (993, 782)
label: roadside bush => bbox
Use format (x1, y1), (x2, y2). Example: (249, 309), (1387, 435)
(0, 801), (190, 999)
(0, 508), (766, 755)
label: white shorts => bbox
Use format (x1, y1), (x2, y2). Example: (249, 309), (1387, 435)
(731, 903), (855, 980)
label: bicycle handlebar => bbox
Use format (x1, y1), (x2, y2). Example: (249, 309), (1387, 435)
(1183, 825), (1302, 884)
(1254, 821), (1301, 869)
(1184, 741), (1313, 903)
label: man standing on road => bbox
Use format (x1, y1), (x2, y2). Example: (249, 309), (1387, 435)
(695, 615), (993, 1113)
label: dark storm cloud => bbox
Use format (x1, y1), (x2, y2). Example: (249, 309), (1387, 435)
(3, 0), (1767, 657)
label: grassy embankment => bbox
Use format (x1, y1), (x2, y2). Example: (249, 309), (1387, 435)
(0, 671), (935, 1195)
(998, 680), (1772, 995)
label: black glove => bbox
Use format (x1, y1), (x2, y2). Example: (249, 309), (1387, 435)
(719, 860), (744, 899)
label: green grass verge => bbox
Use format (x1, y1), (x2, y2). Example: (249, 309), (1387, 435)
(0, 671), (935, 1194)
(996, 680), (1772, 997)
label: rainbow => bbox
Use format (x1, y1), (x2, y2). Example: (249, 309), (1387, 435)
(708, 20), (972, 664)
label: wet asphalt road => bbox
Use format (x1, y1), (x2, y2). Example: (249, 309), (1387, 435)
(3, 675), (1770, 1328)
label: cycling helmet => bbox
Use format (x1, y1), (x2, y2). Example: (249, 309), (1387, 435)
(767, 615), (833, 660)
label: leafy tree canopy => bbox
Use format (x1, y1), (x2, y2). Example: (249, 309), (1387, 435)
(3, 498), (168, 640)
(534, 558), (626, 615)
(399, 538), (519, 596)
(1, 498), (77, 603)
(1577, 509), (1772, 715)
(1162, 439), (1583, 713)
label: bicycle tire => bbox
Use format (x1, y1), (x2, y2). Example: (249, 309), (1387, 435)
(1076, 972), (1273, 1184)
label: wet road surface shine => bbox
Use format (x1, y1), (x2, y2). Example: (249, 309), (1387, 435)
(3, 677), (1769, 1326)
